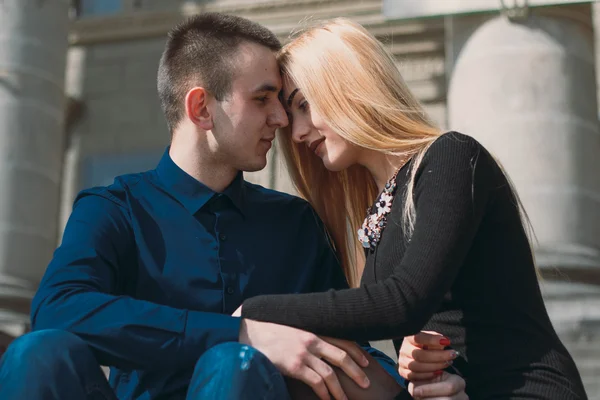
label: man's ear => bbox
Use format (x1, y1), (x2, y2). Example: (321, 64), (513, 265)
(185, 87), (213, 130)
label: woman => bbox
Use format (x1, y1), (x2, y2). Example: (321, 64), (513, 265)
(239, 18), (587, 399)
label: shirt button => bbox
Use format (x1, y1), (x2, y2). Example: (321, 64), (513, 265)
(219, 233), (227, 241)
(226, 286), (234, 295)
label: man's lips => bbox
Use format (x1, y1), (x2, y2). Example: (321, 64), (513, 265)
(260, 137), (275, 148)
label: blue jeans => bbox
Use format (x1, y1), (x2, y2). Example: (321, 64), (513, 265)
(0, 329), (291, 400)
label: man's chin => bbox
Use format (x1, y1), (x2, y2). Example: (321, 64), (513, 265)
(240, 159), (268, 173)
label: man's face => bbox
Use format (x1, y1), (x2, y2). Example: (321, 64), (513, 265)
(208, 42), (289, 172)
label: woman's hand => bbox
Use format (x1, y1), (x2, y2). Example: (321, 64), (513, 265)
(398, 331), (459, 381)
(409, 372), (468, 400)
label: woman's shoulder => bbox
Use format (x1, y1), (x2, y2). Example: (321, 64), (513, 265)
(429, 131), (482, 154)
(407, 131), (502, 189)
(421, 131), (495, 169)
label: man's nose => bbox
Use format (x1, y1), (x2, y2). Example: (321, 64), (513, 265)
(270, 101), (289, 128)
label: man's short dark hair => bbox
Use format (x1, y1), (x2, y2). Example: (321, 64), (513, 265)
(157, 13), (281, 133)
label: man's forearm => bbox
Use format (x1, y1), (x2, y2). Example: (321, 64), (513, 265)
(32, 290), (240, 371)
(287, 350), (403, 400)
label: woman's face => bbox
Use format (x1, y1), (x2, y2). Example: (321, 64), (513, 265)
(282, 77), (361, 172)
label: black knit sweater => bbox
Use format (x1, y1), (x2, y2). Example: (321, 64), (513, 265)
(242, 132), (587, 399)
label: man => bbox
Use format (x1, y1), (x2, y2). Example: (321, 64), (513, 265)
(0, 13), (465, 400)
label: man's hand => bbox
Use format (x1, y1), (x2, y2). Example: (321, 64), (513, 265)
(408, 372), (467, 400)
(286, 338), (401, 400)
(398, 331), (459, 381)
(316, 337), (401, 400)
(239, 319), (370, 400)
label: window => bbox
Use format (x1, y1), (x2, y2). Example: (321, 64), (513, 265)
(81, 151), (163, 188)
(78, 0), (122, 17)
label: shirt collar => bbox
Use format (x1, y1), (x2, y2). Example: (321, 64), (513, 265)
(155, 147), (246, 215)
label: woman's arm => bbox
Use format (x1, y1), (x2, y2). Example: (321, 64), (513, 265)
(241, 134), (497, 341)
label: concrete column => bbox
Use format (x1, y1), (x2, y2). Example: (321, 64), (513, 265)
(447, 6), (600, 395)
(447, 5), (600, 279)
(0, 0), (70, 320)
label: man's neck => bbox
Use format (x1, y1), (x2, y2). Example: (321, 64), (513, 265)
(169, 136), (238, 193)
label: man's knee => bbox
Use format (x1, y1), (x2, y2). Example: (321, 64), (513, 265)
(2, 329), (92, 370)
(194, 342), (274, 375)
(189, 342), (288, 399)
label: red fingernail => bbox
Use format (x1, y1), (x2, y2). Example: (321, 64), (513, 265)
(434, 370), (443, 376)
(439, 338), (451, 346)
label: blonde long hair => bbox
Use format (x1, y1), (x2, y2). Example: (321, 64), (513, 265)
(277, 18), (440, 286)
(277, 18), (538, 286)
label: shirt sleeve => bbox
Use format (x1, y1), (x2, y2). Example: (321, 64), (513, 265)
(241, 134), (495, 341)
(31, 190), (240, 371)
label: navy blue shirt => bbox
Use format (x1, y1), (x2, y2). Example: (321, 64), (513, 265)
(31, 149), (402, 399)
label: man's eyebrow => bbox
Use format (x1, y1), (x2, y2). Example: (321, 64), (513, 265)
(252, 83), (280, 93)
